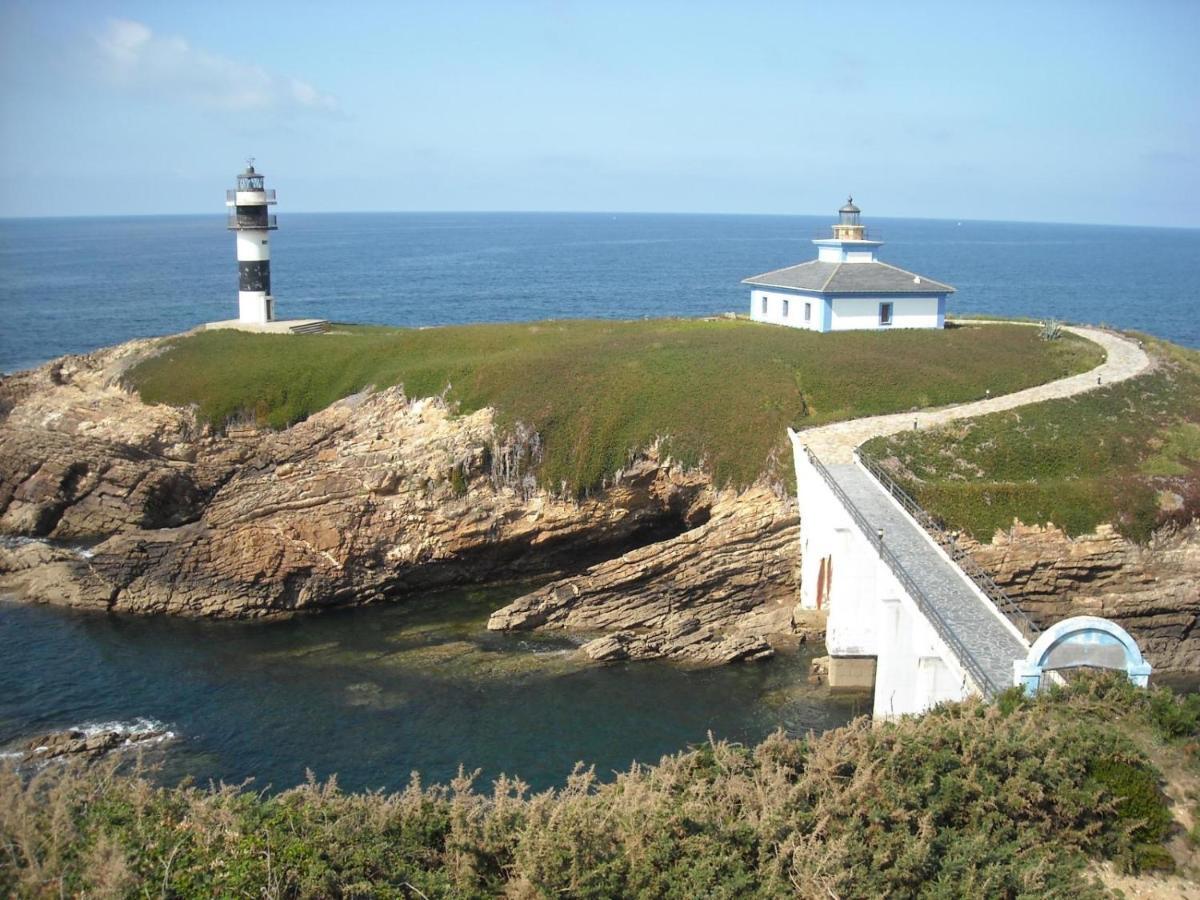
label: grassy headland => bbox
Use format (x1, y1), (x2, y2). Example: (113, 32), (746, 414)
(863, 335), (1200, 542)
(3, 676), (1196, 897)
(127, 319), (1101, 493)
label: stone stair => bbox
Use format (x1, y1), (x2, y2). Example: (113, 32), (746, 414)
(287, 320), (331, 335)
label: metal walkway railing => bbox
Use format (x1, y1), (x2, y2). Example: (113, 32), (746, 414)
(856, 452), (1040, 642)
(805, 449), (1006, 698)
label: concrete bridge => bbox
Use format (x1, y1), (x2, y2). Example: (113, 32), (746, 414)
(790, 324), (1155, 718)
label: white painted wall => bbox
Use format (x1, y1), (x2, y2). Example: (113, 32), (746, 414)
(830, 296), (941, 331)
(239, 291), (272, 324)
(814, 240), (880, 263)
(749, 290), (820, 331)
(789, 429), (978, 719)
(236, 232), (271, 262)
(228, 190), (277, 206)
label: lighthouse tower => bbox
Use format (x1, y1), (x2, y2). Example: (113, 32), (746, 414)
(226, 160), (277, 324)
(813, 196), (885, 262)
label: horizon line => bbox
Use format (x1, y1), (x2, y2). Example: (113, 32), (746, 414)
(0, 209), (1195, 233)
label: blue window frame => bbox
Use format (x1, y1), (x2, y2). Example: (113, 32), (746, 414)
(879, 302), (893, 326)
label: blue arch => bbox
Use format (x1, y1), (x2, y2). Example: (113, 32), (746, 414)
(1014, 615), (1151, 694)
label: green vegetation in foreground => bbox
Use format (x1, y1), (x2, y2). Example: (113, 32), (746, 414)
(127, 319), (1101, 493)
(3, 675), (1197, 897)
(864, 335), (1200, 542)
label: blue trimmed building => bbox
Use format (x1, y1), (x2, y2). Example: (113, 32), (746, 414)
(744, 198), (954, 332)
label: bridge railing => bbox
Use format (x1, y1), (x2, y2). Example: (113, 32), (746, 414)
(804, 448), (1006, 698)
(855, 452), (1040, 643)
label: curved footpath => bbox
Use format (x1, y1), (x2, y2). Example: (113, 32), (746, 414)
(487, 323), (1155, 667)
(801, 324), (1151, 463)
(795, 323), (1153, 696)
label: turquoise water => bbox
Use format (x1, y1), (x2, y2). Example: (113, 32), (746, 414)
(0, 586), (863, 792)
(1, 212), (1198, 373)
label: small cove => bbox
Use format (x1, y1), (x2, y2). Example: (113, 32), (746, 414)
(0, 585), (864, 792)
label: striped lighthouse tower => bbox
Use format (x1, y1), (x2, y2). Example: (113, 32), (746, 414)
(225, 160), (278, 323)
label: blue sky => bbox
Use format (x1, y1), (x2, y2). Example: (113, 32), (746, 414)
(1, 1), (1197, 226)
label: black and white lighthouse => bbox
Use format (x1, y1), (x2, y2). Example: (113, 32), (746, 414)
(226, 160), (277, 323)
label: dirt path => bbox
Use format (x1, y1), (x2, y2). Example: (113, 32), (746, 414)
(799, 324), (1151, 462)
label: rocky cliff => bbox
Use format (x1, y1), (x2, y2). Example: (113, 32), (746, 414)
(0, 340), (800, 662)
(487, 484), (810, 663)
(2, 340), (1197, 672)
(965, 522), (1200, 673)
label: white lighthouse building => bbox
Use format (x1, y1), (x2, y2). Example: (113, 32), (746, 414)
(744, 198), (954, 332)
(226, 161), (277, 324)
(208, 161), (328, 334)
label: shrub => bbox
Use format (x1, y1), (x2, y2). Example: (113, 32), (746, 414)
(1, 676), (1184, 897)
(1086, 755), (1175, 872)
(1040, 319), (1063, 341)
(1147, 686), (1200, 740)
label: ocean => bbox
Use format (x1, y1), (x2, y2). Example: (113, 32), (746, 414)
(1, 211), (1197, 791)
(1, 212), (1198, 373)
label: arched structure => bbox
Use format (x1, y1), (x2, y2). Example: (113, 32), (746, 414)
(1014, 615), (1152, 695)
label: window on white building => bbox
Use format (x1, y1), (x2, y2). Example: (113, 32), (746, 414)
(805, 302), (812, 322)
(761, 296), (767, 314)
(782, 299), (789, 317)
(879, 302), (894, 326)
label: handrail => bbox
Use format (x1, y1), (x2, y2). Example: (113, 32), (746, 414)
(804, 448), (1005, 697)
(856, 452), (1040, 642)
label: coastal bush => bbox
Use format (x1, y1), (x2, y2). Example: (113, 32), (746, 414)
(1085, 755), (1175, 872)
(125, 319), (1101, 494)
(2, 674), (1186, 898)
(863, 336), (1200, 541)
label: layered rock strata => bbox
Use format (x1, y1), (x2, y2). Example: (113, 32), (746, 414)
(3, 340), (1198, 672)
(488, 484), (801, 662)
(0, 341), (795, 663)
(965, 522), (1200, 673)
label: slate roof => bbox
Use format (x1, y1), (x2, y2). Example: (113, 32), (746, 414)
(742, 260), (955, 295)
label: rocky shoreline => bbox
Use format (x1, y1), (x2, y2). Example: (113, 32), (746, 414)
(1, 338), (1197, 671)
(14, 726), (172, 765)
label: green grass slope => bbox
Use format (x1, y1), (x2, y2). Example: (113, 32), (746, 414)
(864, 336), (1200, 542)
(3, 676), (1196, 897)
(127, 319), (1101, 493)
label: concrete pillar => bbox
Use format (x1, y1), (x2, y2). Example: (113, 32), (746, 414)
(828, 656), (877, 690)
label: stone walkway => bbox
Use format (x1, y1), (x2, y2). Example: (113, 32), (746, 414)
(801, 324), (1151, 463)
(798, 324), (1152, 696)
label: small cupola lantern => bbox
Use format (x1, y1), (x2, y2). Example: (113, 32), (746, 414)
(833, 196), (864, 240)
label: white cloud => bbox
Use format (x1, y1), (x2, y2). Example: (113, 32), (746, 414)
(95, 19), (340, 115)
